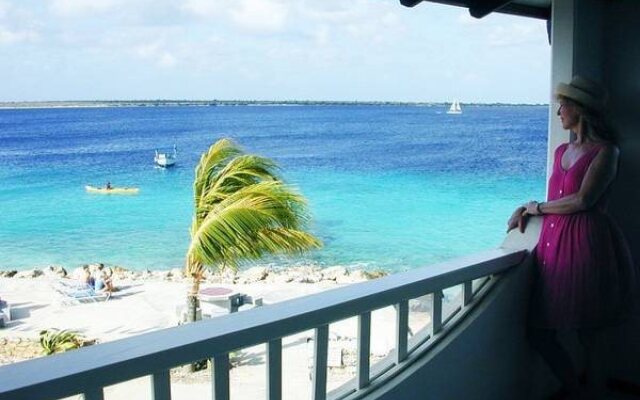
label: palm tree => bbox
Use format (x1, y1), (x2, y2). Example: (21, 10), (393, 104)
(184, 138), (321, 322)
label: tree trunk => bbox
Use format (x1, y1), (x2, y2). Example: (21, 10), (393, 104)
(185, 268), (206, 372)
(187, 276), (201, 323)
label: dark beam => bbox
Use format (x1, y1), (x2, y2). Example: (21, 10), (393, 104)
(399, 0), (424, 7)
(469, 0), (513, 18)
(399, 0), (550, 20)
(499, 3), (550, 20)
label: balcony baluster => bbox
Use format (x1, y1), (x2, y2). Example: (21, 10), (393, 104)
(463, 281), (474, 306)
(357, 312), (372, 389)
(395, 300), (409, 364)
(267, 339), (282, 400)
(212, 353), (230, 400)
(152, 370), (171, 400)
(83, 387), (104, 400)
(431, 290), (443, 336)
(312, 325), (329, 400)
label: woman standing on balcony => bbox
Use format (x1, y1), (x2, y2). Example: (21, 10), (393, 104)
(507, 76), (637, 400)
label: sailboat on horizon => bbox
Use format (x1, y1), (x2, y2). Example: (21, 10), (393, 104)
(446, 100), (462, 114)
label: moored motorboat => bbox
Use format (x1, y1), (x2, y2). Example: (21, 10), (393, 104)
(154, 143), (177, 168)
(85, 185), (139, 195)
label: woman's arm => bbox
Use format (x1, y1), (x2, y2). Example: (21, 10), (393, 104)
(525, 145), (619, 215)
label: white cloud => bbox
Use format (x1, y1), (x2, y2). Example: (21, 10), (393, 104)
(158, 52), (176, 67)
(313, 25), (330, 47)
(462, 72), (480, 82)
(207, 35), (224, 46)
(381, 12), (400, 27)
(488, 22), (546, 46)
(343, 13), (402, 44)
(50, 0), (123, 17)
(300, 2), (404, 44)
(1, 0), (550, 103)
(0, 2), (41, 45)
(456, 11), (480, 26)
(0, 1), (10, 20)
(181, 0), (290, 34)
(0, 26), (38, 44)
(181, 0), (223, 19)
(229, 0), (289, 33)
(300, 3), (361, 24)
(132, 42), (177, 68)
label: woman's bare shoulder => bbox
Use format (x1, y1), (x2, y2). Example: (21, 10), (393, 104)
(591, 143), (620, 168)
(597, 143), (619, 157)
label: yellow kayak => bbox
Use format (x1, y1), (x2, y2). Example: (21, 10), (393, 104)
(85, 185), (140, 195)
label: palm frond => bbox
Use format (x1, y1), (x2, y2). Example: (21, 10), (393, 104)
(186, 139), (322, 274)
(193, 139), (243, 208)
(188, 197), (285, 265)
(198, 155), (280, 210)
(195, 181), (310, 234)
(255, 228), (322, 254)
(212, 154), (280, 191)
(214, 181), (310, 228)
(187, 190), (320, 268)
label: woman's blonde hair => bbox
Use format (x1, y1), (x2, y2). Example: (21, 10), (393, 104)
(559, 96), (615, 143)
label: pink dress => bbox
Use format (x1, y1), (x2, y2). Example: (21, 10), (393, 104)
(530, 143), (637, 329)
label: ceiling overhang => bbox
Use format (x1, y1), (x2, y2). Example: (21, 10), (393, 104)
(400, 0), (551, 20)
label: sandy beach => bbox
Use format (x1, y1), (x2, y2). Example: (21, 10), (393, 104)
(0, 266), (431, 399)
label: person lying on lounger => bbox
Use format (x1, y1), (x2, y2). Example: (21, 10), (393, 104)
(92, 265), (115, 293)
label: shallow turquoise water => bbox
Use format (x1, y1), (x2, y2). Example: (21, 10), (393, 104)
(0, 105), (547, 271)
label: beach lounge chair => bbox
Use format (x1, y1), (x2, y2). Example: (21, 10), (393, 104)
(52, 279), (111, 306)
(0, 297), (10, 328)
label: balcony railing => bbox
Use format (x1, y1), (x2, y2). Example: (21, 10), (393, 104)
(0, 247), (526, 400)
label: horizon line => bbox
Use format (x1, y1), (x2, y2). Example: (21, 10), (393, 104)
(0, 99), (550, 109)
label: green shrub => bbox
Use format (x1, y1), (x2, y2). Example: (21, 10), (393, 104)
(39, 329), (83, 355)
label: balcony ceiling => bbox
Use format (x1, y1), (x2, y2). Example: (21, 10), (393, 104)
(400, 0), (552, 20)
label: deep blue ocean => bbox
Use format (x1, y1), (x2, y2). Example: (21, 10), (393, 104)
(0, 105), (547, 272)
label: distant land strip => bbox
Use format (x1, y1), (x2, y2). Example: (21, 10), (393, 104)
(0, 100), (548, 109)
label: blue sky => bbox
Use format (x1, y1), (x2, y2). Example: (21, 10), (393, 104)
(0, 0), (550, 103)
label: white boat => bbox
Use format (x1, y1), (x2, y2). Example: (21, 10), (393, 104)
(446, 100), (462, 114)
(154, 144), (177, 168)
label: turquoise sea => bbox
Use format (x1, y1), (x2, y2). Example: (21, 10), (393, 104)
(0, 105), (547, 272)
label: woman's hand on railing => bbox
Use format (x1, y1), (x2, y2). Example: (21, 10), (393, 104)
(507, 206), (529, 233)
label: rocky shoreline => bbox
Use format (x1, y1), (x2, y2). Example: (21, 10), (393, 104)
(0, 264), (389, 285)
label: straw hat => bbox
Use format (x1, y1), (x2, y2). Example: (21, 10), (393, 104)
(555, 75), (607, 112)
